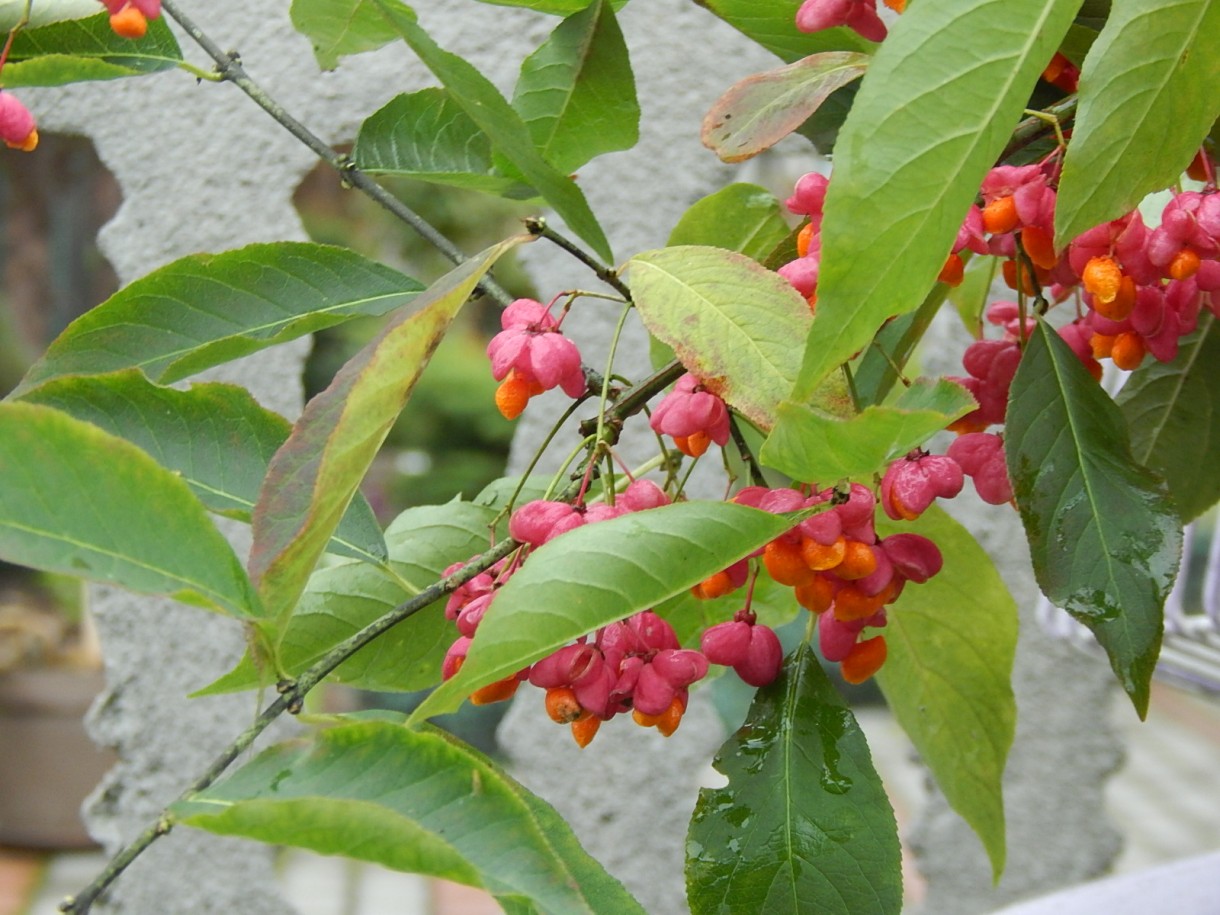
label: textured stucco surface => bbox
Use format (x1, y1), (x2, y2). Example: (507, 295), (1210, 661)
(22, 1), (1122, 913)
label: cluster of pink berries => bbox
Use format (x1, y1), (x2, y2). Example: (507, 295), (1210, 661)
(973, 157), (1220, 371)
(692, 482), (944, 687)
(441, 479), (730, 747)
(0, 1), (162, 154)
(487, 297), (586, 420)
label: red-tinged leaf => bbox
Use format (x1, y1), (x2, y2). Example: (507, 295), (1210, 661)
(703, 52), (869, 163)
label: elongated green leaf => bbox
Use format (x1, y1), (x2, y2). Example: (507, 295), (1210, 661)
(223, 503), (497, 694)
(788, 0), (1080, 402)
(250, 239), (525, 626)
(354, 89), (535, 197)
(512, 0), (639, 174)
(1117, 313), (1220, 522)
(0, 402), (259, 618)
(703, 52), (868, 163)
(373, 0), (613, 261)
(20, 371), (386, 564)
(875, 507), (1016, 878)
(761, 378), (974, 483)
(410, 501), (802, 722)
(687, 643), (902, 915)
(667, 184), (791, 263)
(0, 13), (182, 87)
(14, 243), (424, 395)
(0, 0), (99, 30)
(1006, 320), (1181, 717)
(627, 246), (815, 430)
(174, 719), (645, 915)
(290, 0), (402, 70)
(1054, 0), (1220, 245)
(695, 0), (873, 62)
(469, 0), (629, 12)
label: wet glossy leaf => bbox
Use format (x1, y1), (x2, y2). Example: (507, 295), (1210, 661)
(0, 402), (259, 618)
(290, 0), (401, 69)
(1006, 320), (1181, 717)
(687, 643), (902, 915)
(694, 0), (873, 62)
(409, 501), (802, 722)
(0, 12), (181, 86)
(372, 0), (612, 261)
(174, 718), (645, 914)
(703, 52), (868, 163)
(1117, 313), (1220, 523)
(875, 507), (1017, 878)
(250, 239), (524, 626)
(14, 243), (424, 395)
(789, 0), (1080, 401)
(20, 371), (386, 564)
(761, 378), (974, 483)
(354, 89), (534, 197)
(512, 0), (639, 174)
(666, 184), (791, 264)
(1055, 0), (1220, 245)
(627, 246), (812, 431)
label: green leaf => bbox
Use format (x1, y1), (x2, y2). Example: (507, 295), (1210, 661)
(875, 507), (1017, 878)
(511, 0), (639, 174)
(372, 0), (613, 261)
(249, 239), (524, 626)
(19, 371), (387, 564)
(174, 719), (646, 915)
(273, 502), (498, 692)
(289, 0), (402, 70)
(687, 643), (902, 915)
(353, 89), (536, 197)
(0, 0), (101, 31)
(627, 246), (813, 431)
(13, 243), (425, 395)
(702, 52), (869, 163)
(1054, 0), (1220, 245)
(0, 13), (182, 87)
(694, 0), (873, 63)
(1117, 313), (1220, 523)
(666, 184), (791, 263)
(1006, 320), (1181, 717)
(410, 501), (802, 722)
(467, 0), (629, 12)
(0, 401), (260, 618)
(850, 282), (954, 408)
(788, 0), (1080, 401)
(761, 379), (975, 483)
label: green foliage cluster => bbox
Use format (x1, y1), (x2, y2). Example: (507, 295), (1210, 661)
(0, 0), (1217, 912)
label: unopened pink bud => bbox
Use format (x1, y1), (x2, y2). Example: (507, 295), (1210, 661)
(880, 533), (943, 583)
(701, 621), (752, 667)
(0, 93), (38, 152)
(618, 479), (670, 512)
(735, 625), (783, 687)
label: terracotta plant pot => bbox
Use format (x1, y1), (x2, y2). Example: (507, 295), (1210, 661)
(0, 667), (115, 848)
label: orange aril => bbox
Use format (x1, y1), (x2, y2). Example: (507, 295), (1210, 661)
(763, 539), (815, 586)
(841, 636), (887, 684)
